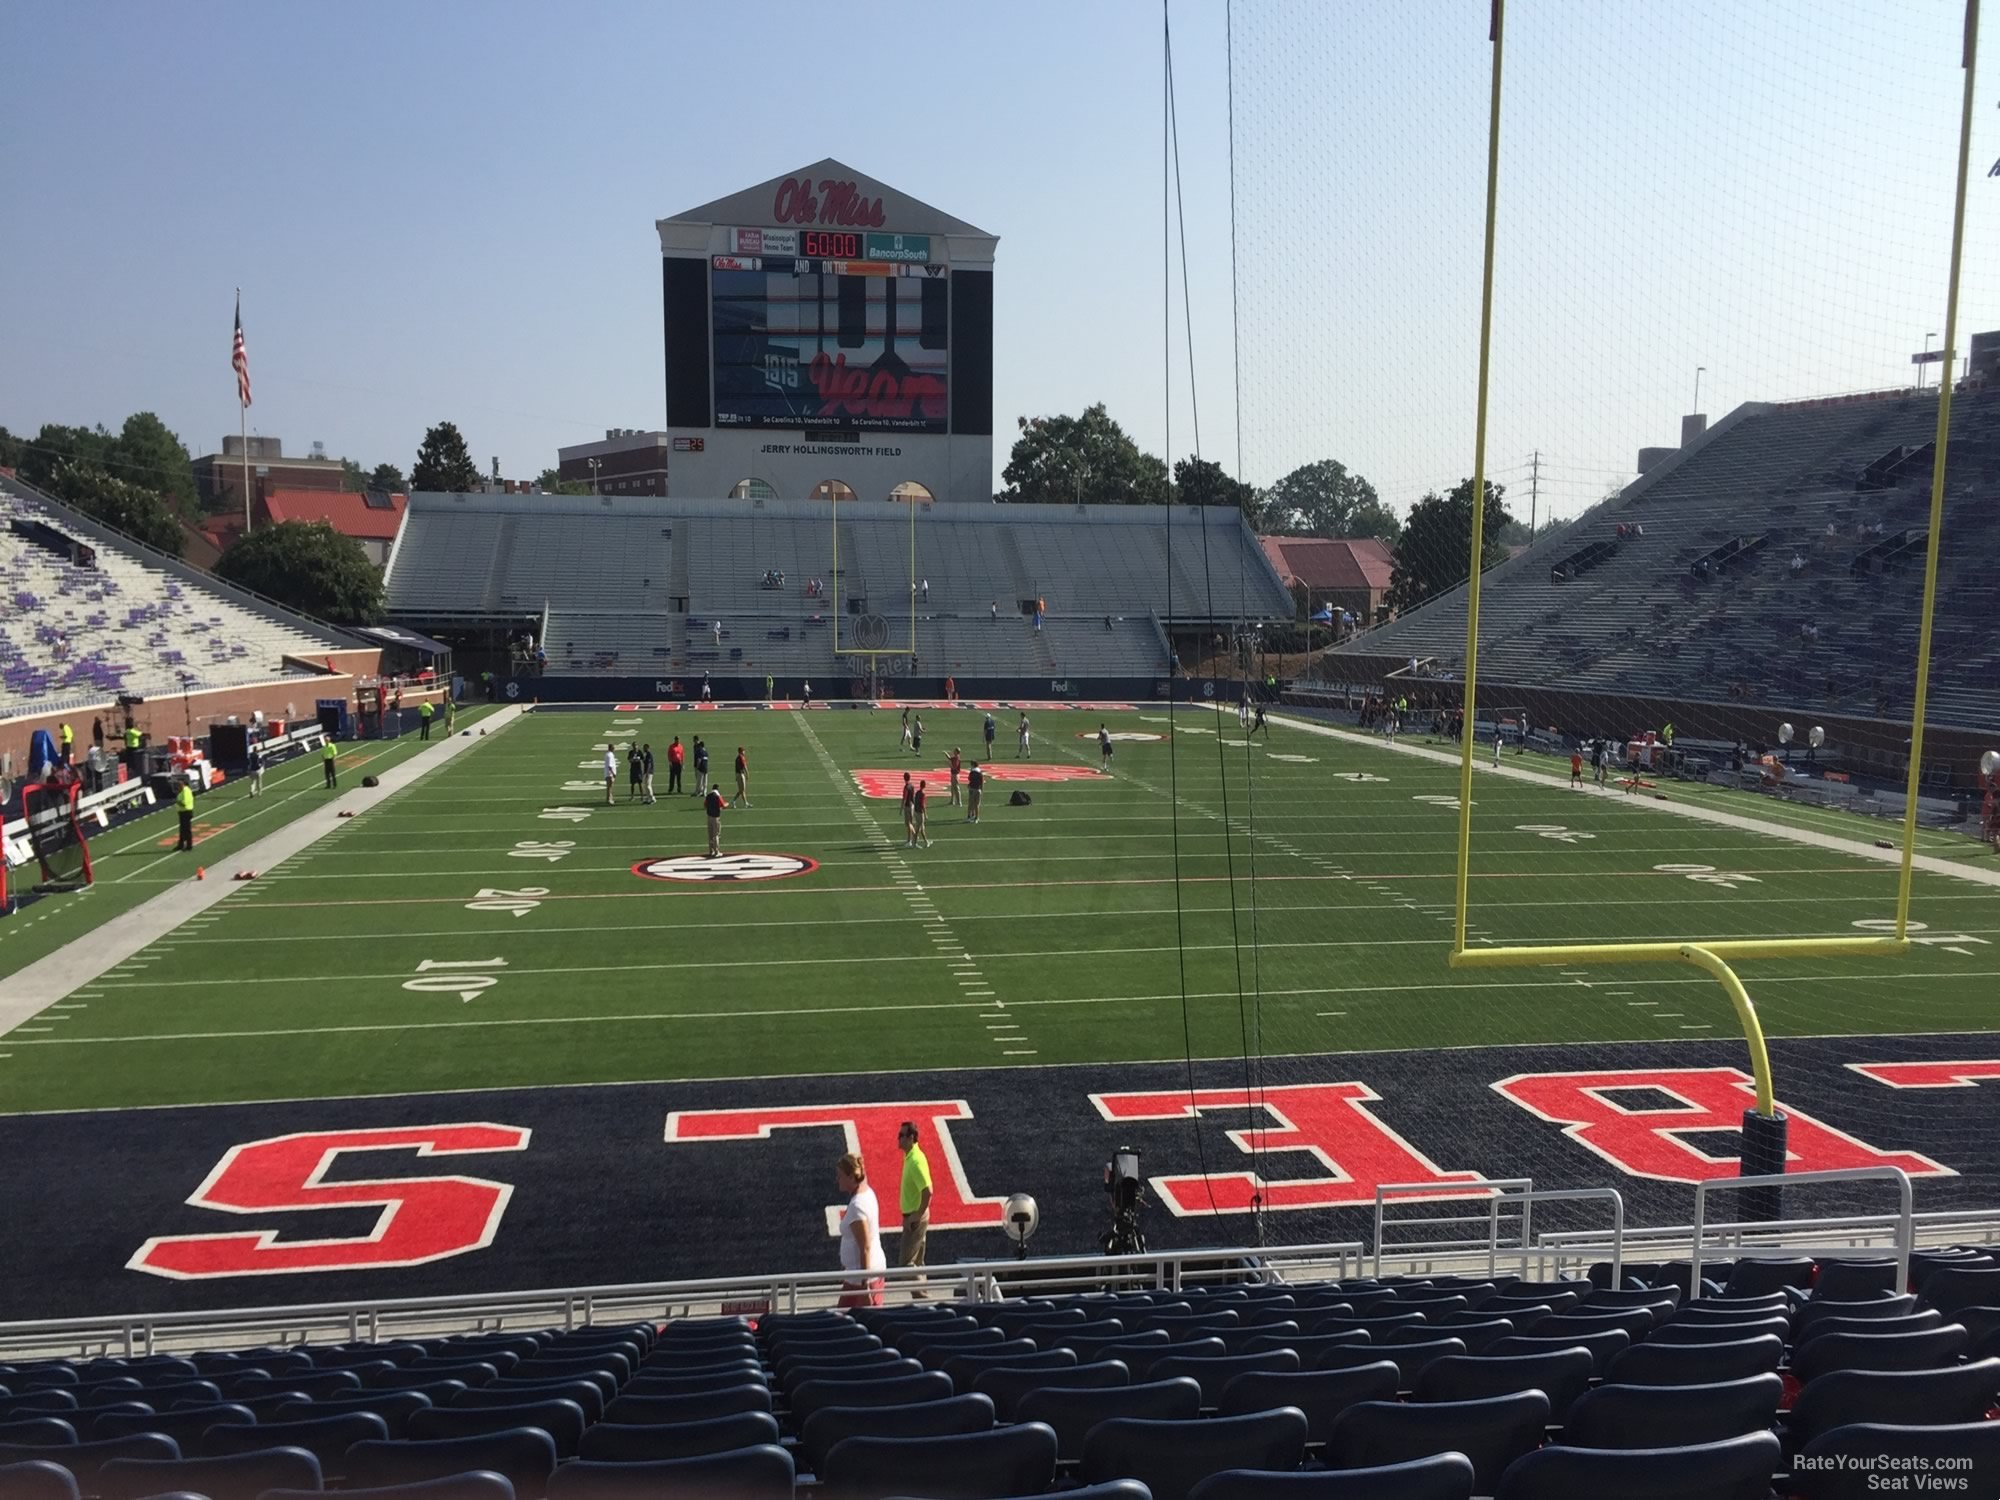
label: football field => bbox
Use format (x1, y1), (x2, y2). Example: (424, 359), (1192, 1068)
(5, 700), (1995, 1118)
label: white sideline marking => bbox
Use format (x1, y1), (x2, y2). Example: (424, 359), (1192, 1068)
(1270, 713), (2000, 891)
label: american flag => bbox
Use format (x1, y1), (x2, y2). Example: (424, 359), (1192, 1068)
(232, 294), (253, 408)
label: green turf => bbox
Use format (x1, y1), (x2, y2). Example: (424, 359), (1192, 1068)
(1, 701), (1993, 1114)
(0, 706), (503, 975)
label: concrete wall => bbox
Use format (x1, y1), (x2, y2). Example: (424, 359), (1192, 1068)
(1, 648), (383, 777)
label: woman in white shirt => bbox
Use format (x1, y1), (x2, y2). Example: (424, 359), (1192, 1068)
(836, 1151), (887, 1307)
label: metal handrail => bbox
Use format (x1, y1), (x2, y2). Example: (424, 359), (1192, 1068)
(0, 1240), (1366, 1360)
(1690, 1167), (1913, 1299)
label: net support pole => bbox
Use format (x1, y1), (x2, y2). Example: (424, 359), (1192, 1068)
(1894, 0), (1981, 941)
(1453, 0), (1506, 958)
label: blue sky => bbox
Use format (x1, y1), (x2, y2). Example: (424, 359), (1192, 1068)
(1, 1), (1992, 522)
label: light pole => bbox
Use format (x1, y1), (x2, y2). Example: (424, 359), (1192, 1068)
(587, 458), (602, 496)
(1693, 366), (1706, 415)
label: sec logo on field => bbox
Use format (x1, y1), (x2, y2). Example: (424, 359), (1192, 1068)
(633, 854), (819, 883)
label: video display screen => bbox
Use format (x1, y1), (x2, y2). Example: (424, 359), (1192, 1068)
(711, 261), (949, 432)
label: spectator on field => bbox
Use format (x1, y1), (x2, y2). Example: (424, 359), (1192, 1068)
(628, 743), (645, 802)
(965, 760), (985, 823)
(898, 1122), (933, 1291)
(666, 735), (684, 795)
(175, 778), (196, 851)
(91, 717), (104, 753)
(704, 783), (726, 855)
(603, 745), (617, 805)
(58, 721), (74, 766)
(836, 1151), (887, 1308)
(692, 737), (710, 798)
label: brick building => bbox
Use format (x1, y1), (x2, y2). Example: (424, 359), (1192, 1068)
(556, 430), (671, 496)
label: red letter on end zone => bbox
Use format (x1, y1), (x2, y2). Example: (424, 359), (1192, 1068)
(129, 1124), (531, 1280)
(1491, 1068), (1951, 1183)
(665, 1101), (1006, 1232)
(1849, 1060), (2000, 1090)
(1091, 1083), (1487, 1216)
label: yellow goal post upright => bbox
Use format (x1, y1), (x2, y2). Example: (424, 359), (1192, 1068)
(828, 485), (920, 691)
(1447, 0), (1982, 1186)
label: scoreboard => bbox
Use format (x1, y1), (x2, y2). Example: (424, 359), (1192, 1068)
(710, 226), (950, 433)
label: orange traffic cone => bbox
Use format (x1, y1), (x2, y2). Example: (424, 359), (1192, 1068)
(196, 866), (206, 880)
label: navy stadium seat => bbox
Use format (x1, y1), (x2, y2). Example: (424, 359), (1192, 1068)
(1561, 1374), (1783, 1449)
(1152, 1351), (1300, 1408)
(1482, 1330), (1629, 1375)
(1219, 1364), (1401, 1443)
(1722, 1259), (1817, 1298)
(1101, 1339), (1227, 1382)
(1646, 1316), (1792, 1346)
(1790, 1420), (2000, 1500)
(1187, 1455), (1474, 1500)
(575, 1411), (780, 1464)
(1015, 1378), (1203, 1464)
(1788, 1310), (1941, 1346)
(0, 1462), (80, 1500)
(376, 1365), (495, 1391)
(345, 1430), (557, 1500)
(971, 1360), (1130, 1419)
(914, 1337), (1035, 1372)
(0, 1421), (75, 1449)
(1244, 1333), (1369, 1360)
(545, 1447), (794, 1500)
(1788, 1326), (1969, 1383)
(272, 1392), (435, 1437)
(1410, 1347), (1593, 1417)
(789, 1371), (952, 1427)
(406, 1400), (585, 1459)
(450, 1382), (604, 1424)
(262, 1473), (515, 1500)
(940, 1348), (1075, 1392)
(1532, 1309), (1656, 1342)
(1602, 1334), (1782, 1387)
(1325, 1392), (1547, 1494)
(1921, 1265), (2000, 1317)
(1492, 1430), (1781, 1500)
(1315, 1337), (1465, 1389)
(0, 1435), (178, 1487)
(819, 1422), (1058, 1500)
(1808, 1259), (1900, 1301)
(626, 1366), (765, 1397)
(1082, 1409), (1311, 1500)
(796, 1393), (994, 1470)
(1070, 1330), (1173, 1366)
(98, 1446), (322, 1500)
(0, 1396), (77, 1422)
(200, 1412), (388, 1469)
(94, 1404), (256, 1445)
(601, 1384), (770, 1425)
(1785, 1359), (2000, 1448)
(1792, 1293), (1917, 1333)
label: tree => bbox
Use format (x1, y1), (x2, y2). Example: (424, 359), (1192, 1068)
(1172, 456), (1262, 525)
(215, 521), (382, 624)
(0, 425), (22, 469)
(46, 462), (185, 555)
(535, 467), (593, 496)
(369, 462), (406, 492)
(410, 421), (481, 493)
(1385, 478), (1512, 616)
(340, 459), (368, 492)
(114, 413), (197, 516)
(1263, 459), (1399, 541)
(997, 404), (1172, 506)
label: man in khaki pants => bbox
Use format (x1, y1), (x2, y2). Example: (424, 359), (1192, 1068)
(897, 1121), (933, 1296)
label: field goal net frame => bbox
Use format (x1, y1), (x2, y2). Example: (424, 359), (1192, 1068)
(21, 780), (94, 892)
(828, 488), (919, 670)
(1446, 0), (1982, 1124)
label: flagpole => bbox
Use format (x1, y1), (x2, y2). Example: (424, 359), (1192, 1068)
(237, 288), (251, 536)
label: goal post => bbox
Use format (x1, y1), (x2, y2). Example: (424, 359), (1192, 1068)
(829, 485), (920, 670)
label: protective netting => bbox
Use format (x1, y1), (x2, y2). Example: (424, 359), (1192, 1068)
(1210, 0), (1997, 1243)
